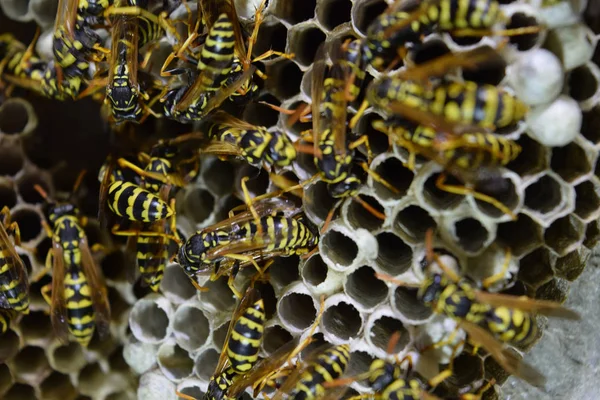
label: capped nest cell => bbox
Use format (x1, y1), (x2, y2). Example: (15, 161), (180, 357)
(0, 0), (600, 399)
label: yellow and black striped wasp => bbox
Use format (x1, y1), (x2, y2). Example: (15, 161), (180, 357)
(0, 206), (30, 333)
(377, 230), (580, 387)
(362, 0), (540, 72)
(33, 175), (111, 347)
(177, 181), (318, 297)
(0, 33), (48, 97)
(42, 0), (111, 99)
(176, 287), (266, 400)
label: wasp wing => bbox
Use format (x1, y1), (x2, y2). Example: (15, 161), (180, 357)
(50, 243), (70, 343)
(79, 237), (111, 338)
(474, 291), (580, 320)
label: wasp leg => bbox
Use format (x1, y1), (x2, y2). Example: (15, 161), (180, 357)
(40, 282), (52, 306)
(428, 339), (465, 388)
(435, 173), (517, 220)
(111, 225), (181, 244)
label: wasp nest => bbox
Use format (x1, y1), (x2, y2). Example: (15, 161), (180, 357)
(1, 0), (599, 399)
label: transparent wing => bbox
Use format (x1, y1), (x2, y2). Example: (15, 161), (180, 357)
(50, 243), (69, 343)
(474, 292), (580, 320)
(79, 237), (111, 339)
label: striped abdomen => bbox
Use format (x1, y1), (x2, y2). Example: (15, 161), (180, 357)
(63, 264), (96, 346)
(485, 306), (537, 346)
(136, 234), (168, 292)
(234, 216), (318, 255)
(107, 181), (173, 222)
(430, 81), (527, 129)
(382, 379), (423, 400)
(227, 299), (265, 373)
(196, 13), (235, 92)
(0, 249), (29, 313)
(432, 0), (500, 31)
(290, 344), (351, 400)
(445, 133), (522, 169)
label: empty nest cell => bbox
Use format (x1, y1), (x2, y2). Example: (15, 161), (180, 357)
(505, 12), (542, 51)
(544, 215), (586, 256)
(273, 0), (315, 24)
(198, 276), (237, 311)
(194, 348), (219, 381)
(200, 160), (235, 197)
(518, 247), (555, 288)
(10, 345), (49, 383)
(393, 204), (437, 244)
(322, 299), (362, 341)
(440, 352), (485, 393)
(422, 172), (464, 211)
(351, 0), (387, 36)
(344, 266), (388, 310)
(11, 207), (41, 242)
(49, 342), (86, 374)
(366, 314), (409, 354)
(268, 254), (300, 290)
(551, 141), (593, 182)
(316, 0), (351, 31)
(18, 310), (51, 345)
(267, 60), (303, 99)
(524, 173), (565, 216)
(172, 305), (210, 352)
(39, 371), (77, 400)
(507, 134), (549, 177)
(320, 228), (359, 268)
(375, 231), (412, 275)
(262, 324), (293, 355)
(392, 286), (432, 322)
(288, 24), (326, 67)
(161, 264), (196, 303)
(451, 217), (491, 255)
(0, 143), (24, 178)
(555, 249), (589, 282)
(370, 156), (414, 201)
(0, 98), (35, 135)
(183, 187), (216, 225)
(129, 296), (172, 344)
(496, 213), (543, 257)
(304, 180), (336, 223)
(472, 175), (521, 219)
(581, 105), (600, 145)
(0, 180), (16, 209)
(0, 329), (19, 362)
(277, 290), (317, 331)
(4, 383), (36, 400)
(345, 194), (385, 231)
(301, 253), (329, 287)
(568, 63), (599, 103)
(574, 178), (600, 221)
(157, 341), (194, 381)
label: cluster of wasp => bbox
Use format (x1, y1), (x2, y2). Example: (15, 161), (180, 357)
(0, 0), (587, 399)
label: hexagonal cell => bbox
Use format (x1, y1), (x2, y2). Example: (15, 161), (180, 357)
(0, 329), (19, 362)
(199, 276), (237, 311)
(236, 166), (270, 198)
(574, 178), (600, 221)
(410, 38), (451, 65)
(555, 248), (589, 282)
(462, 50), (506, 86)
(4, 383), (36, 400)
(263, 324), (293, 355)
(544, 215), (586, 256)
(11, 345), (50, 383)
(129, 295), (172, 344)
(194, 348), (219, 381)
(0, 363), (12, 397)
(304, 180), (336, 223)
(49, 342), (86, 374)
(369, 156), (414, 201)
(517, 247), (555, 288)
(421, 172), (464, 211)
(355, 112), (390, 157)
(551, 141), (593, 183)
(484, 354), (511, 386)
(345, 194), (385, 231)
(449, 217), (491, 255)
(495, 213), (543, 257)
(316, 0), (351, 31)
(301, 253), (329, 287)
(395, 286), (433, 324)
(366, 315), (409, 354)
(581, 105), (600, 146)
(157, 341), (194, 381)
(507, 135), (549, 178)
(0, 180), (17, 209)
(19, 310), (51, 344)
(320, 228), (359, 269)
(344, 266), (388, 310)
(345, 350), (375, 390)
(172, 305), (210, 352)
(11, 207), (41, 242)
(273, 0), (316, 24)
(351, 0), (388, 36)
(242, 95), (281, 128)
(393, 204), (437, 244)
(523, 173), (565, 215)
(470, 174), (521, 219)
(212, 320), (230, 351)
(505, 12), (542, 51)
(375, 231), (412, 275)
(78, 363), (108, 396)
(268, 255), (300, 290)
(39, 371), (77, 400)
(568, 63), (599, 104)
(0, 99), (35, 135)
(267, 60), (303, 99)
(288, 24), (326, 67)
(441, 351), (485, 394)
(278, 290), (317, 331)
(161, 263), (196, 303)
(583, 220), (600, 249)
(183, 187), (215, 225)
(0, 142), (24, 177)
(201, 159), (235, 197)
(535, 276), (570, 304)
(322, 299), (362, 341)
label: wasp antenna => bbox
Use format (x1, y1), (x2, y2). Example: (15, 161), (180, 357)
(72, 170), (88, 194)
(425, 228), (436, 264)
(33, 184), (49, 200)
(387, 330), (402, 355)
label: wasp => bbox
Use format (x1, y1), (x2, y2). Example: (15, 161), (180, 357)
(0, 207), (30, 317)
(363, 0), (540, 72)
(0, 309), (16, 335)
(33, 176), (111, 347)
(185, 287), (267, 400)
(177, 188), (317, 297)
(0, 33), (46, 88)
(377, 230), (580, 387)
